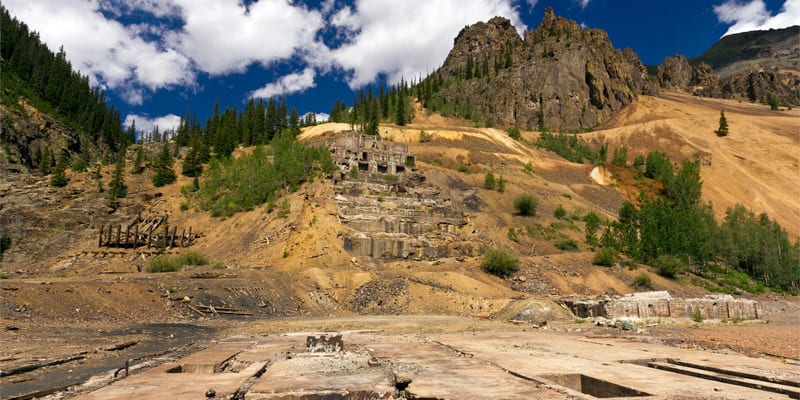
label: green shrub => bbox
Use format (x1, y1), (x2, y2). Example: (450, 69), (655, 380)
(147, 251), (209, 273)
(555, 239), (579, 251)
(179, 251), (209, 266)
(634, 272), (652, 288)
(652, 255), (686, 279)
(507, 126), (521, 141)
(277, 199), (291, 218)
(524, 161), (534, 174)
(497, 176), (506, 192)
(692, 307), (704, 323)
(482, 247), (519, 278)
(147, 255), (181, 273)
(483, 171), (495, 190)
(507, 228), (520, 243)
(457, 164), (470, 173)
(554, 205), (567, 219)
(593, 247), (618, 266)
(513, 194), (538, 216)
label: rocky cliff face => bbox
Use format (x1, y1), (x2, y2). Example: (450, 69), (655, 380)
(0, 96), (95, 173)
(428, 8), (653, 131)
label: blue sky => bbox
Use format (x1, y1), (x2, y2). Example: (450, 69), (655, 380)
(4, 0), (798, 134)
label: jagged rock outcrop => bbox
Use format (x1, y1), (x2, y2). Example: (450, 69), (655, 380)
(0, 96), (94, 172)
(656, 55), (692, 91)
(427, 8), (653, 131)
(656, 26), (800, 105)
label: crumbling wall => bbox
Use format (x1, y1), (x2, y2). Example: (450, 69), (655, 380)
(565, 291), (762, 320)
(326, 132), (471, 261)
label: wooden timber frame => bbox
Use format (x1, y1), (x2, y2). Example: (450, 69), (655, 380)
(98, 215), (197, 249)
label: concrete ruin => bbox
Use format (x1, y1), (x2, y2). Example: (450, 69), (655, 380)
(326, 132), (415, 177)
(70, 324), (800, 400)
(565, 291), (762, 321)
(323, 132), (476, 260)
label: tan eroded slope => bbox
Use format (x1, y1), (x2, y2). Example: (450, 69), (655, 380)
(585, 91), (800, 238)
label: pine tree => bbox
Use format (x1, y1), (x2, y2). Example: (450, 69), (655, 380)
(39, 147), (53, 175)
(497, 176), (506, 192)
(395, 94), (407, 126)
(131, 146), (145, 174)
(50, 154), (68, 187)
(289, 107), (300, 136)
(715, 110), (729, 137)
(106, 152), (127, 209)
(181, 144), (202, 177)
(152, 143), (176, 187)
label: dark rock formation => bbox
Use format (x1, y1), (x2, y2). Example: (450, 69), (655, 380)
(0, 97), (94, 172)
(656, 55), (692, 91)
(657, 26), (800, 105)
(428, 8), (653, 132)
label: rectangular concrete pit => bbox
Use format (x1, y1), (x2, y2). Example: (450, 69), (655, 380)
(174, 341), (253, 373)
(542, 373), (651, 398)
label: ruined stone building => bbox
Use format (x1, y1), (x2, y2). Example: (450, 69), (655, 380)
(325, 132), (415, 177)
(320, 131), (474, 260)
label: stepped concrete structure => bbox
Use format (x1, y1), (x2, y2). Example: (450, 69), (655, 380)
(323, 132), (475, 260)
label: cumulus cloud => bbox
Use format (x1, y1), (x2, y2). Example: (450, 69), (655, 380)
(3, 0), (193, 105)
(714, 0), (800, 36)
(326, 0), (525, 88)
(249, 68), (317, 99)
(123, 113), (182, 134)
(5, 0), (527, 104)
(166, 0), (324, 76)
(304, 112), (330, 123)
(579, 0), (590, 9)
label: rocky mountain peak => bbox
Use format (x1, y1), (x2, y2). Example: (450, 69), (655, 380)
(429, 9), (652, 131)
(527, 6), (584, 42)
(447, 16), (521, 62)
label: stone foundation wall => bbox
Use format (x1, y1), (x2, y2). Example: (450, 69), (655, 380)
(566, 291), (762, 320)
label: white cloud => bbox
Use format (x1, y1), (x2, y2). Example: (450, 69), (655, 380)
(303, 112), (330, 122)
(3, 0), (194, 105)
(124, 114), (182, 134)
(526, 0), (538, 10)
(714, 0), (800, 36)
(166, 0), (324, 75)
(326, 0), (526, 88)
(249, 68), (317, 99)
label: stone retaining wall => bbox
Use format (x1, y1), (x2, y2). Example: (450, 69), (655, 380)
(565, 291), (762, 320)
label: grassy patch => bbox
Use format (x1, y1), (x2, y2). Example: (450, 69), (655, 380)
(148, 251), (210, 273)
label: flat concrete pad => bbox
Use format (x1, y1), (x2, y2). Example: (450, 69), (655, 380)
(73, 325), (800, 399)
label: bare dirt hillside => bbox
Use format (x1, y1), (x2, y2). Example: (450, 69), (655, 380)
(584, 91), (800, 238)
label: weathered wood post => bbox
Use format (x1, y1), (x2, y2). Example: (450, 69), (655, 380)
(161, 223), (168, 250)
(147, 226), (154, 248)
(99, 224), (104, 247)
(116, 224), (122, 246)
(170, 226), (177, 248)
(180, 228), (186, 247)
(107, 225), (113, 247)
(188, 227), (193, 245)
(124, 225), (130, 247)
(133, 225), (139, 248)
